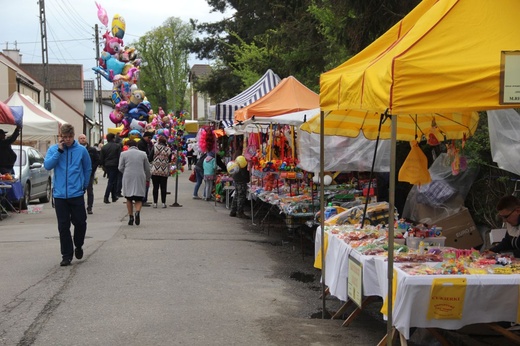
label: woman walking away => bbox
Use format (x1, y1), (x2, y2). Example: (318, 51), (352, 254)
(202, 151), (216, 201)
(149, 135), (172, 208)
(118, 139), (151, 225)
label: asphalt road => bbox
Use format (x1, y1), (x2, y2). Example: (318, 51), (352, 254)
(0, 169), (514, 346)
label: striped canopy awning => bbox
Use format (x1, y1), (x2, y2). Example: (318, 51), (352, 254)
(215, 69), (281, 124)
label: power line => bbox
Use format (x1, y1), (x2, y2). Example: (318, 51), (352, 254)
(7, 38), (92, 45)
(47, 0), (92, 37)
(59, 0), (93, 30)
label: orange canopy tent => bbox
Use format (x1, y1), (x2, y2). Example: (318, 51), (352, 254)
(234, 76), (319, 123)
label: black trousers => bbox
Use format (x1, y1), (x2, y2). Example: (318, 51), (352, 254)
(86, 173), (95, 209)
(152, 175), (168, 203)
(54, 196), (87, 260)
(104, 166), (119, 200)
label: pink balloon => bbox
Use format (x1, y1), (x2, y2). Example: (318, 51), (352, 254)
(109, 110), (123, 124)
(95, 2), (108, 27)
(163, 129), (170, 137)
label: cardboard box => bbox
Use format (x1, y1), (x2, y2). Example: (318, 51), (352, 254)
(433, 208), (482, 249)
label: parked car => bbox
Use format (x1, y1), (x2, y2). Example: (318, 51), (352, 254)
(13, 146), (52, 209)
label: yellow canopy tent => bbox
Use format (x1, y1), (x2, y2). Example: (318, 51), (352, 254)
(320, 0), (520, 114)
(300, 109), (479, 141)
(316, 0), (520, 341)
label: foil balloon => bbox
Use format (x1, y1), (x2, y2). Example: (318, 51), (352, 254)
(95, 2), (108, 27)
(128, 129), (141, 139)
(235, 155), (247, 168)
(109, 110), (123, 124)
(227, 161), (239, 175)
(111, 14), (126, 39)
(129, 119), (145, 131)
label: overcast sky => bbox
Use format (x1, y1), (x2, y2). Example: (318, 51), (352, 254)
(1, 0), (231, 86)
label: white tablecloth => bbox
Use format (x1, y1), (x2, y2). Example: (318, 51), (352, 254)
(317, 227), (520, 339)
(316, 227), (382, 301)
(374, 257), (520, 338)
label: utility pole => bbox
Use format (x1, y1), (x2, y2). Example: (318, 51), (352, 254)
(95, 24), (104, 140)
(38, 0), (51, 111)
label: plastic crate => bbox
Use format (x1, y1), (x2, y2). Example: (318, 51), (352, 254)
(406, 236), (446, 249)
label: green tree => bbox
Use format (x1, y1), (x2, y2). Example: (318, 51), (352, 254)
(189, 0), (420, 100)
(135, 17), (192, 114)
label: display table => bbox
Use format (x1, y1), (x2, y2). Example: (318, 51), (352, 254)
(223, 185), (235, 209)
(316, 227), (520, 341)
(0, 180), (22, 218)
(0, 184), (13, 219)
(1, 180), (23, 202)
(374, 258), (520, 339)
(316, 226), (382, 300)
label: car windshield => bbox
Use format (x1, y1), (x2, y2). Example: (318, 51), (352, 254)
(13, 150), (27, 166)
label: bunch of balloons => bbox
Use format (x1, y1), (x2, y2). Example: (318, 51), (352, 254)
(93, 2), (148, 138)
(226, 155), (247, 175)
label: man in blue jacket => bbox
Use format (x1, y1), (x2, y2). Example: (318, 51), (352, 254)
(44, 124), (91, 266)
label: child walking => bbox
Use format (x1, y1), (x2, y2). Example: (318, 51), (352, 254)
(202, 151), (216, 201)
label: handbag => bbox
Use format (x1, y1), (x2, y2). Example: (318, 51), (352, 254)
(188, 170), (196, 183)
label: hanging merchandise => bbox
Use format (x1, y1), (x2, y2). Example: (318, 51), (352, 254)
(427, 118), (444, 146)
(446, 137), (469, 176)
(198, 126), (216, 154)
(244, 131), (260, 161)
(398, 140), (432, 185)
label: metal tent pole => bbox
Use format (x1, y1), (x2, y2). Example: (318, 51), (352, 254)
(386, 114), (397, 345)
(170, 149), (182, 207)
(320, 110), (327, 318)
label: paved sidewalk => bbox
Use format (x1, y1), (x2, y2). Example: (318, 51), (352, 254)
(1, 168), (511, 345)
(0, 169), (390, 346)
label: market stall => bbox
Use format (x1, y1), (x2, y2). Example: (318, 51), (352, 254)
(224, 77), (321, 231)
(4, 92), (67, 142)
(317, 0), (520, 340)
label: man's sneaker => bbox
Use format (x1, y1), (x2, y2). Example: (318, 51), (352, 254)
(152, 203), (157, 208)
(87, 208), (93, 215)
(192, 196), (201, 200)
(142, 202), (151, 207)
(229, 211), (237, 217)
(162, 203), (167, 208)
(75, 247), (84, 260)
(60, 259), (71, 266)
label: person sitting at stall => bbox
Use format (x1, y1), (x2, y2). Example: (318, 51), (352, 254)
(489, 195), (520, 258)
(0, 127), (20, 174)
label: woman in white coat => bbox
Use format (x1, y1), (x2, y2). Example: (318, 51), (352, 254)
(118, 139), (151, 225)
